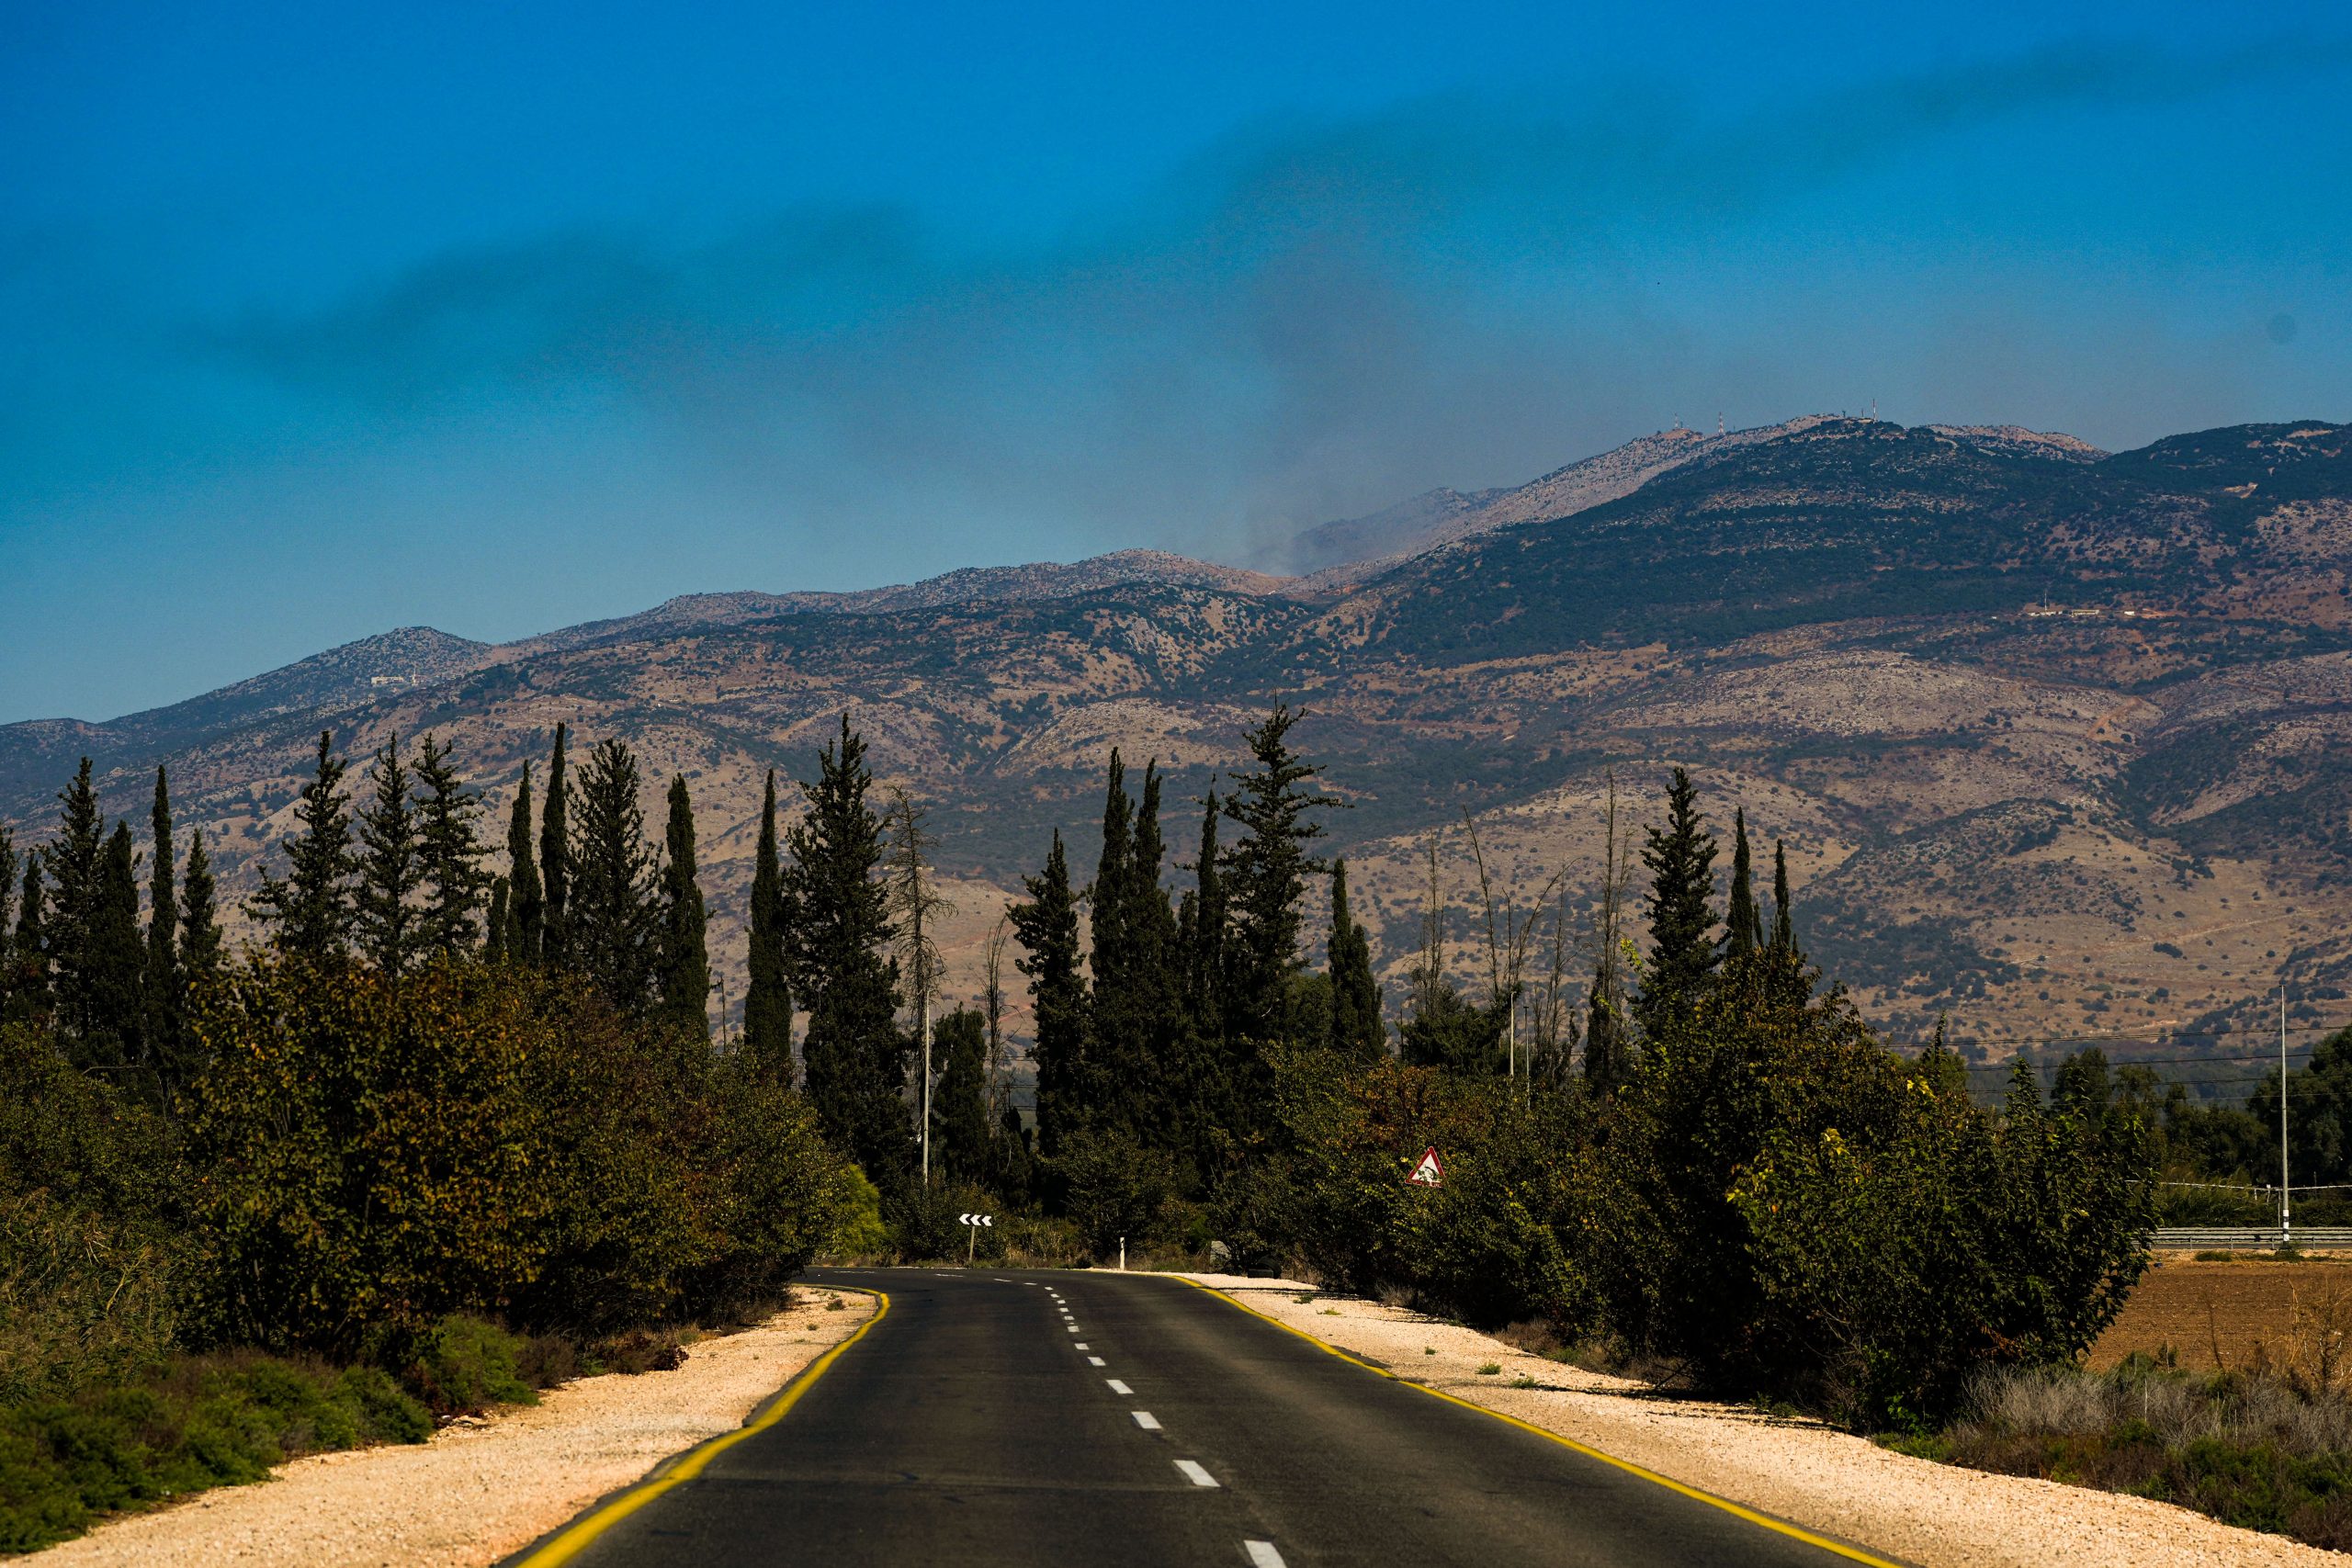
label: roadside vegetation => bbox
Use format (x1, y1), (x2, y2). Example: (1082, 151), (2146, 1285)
(9, 701), (2332, 1551)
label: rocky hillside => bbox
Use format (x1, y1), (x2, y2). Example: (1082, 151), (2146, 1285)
(8, 416), (2349, 1074)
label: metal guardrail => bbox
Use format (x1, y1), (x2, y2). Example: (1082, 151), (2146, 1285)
(2154, 1227), (2352, 1250)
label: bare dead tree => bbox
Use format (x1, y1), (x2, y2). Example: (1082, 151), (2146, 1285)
(1585, 769), (1637, 1092)
(1461, 807), (1566, 1083)
(886, 784), (955, 1183)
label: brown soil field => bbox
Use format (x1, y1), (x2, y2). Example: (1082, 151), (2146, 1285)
(2091, 1256), (2352, 1375)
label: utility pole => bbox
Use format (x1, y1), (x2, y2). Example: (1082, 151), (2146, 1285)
(2282, 986), (2292, 1251)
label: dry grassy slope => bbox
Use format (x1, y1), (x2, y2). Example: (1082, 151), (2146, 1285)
(7, 418), (2352, 1067)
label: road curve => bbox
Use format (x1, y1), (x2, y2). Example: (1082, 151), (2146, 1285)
(514, 1268), (1896, 1568)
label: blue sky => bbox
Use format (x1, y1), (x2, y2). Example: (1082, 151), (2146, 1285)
(4, 2), (2348, 723)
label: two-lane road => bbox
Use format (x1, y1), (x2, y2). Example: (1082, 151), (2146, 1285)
(520, 1269), (1894, 1567)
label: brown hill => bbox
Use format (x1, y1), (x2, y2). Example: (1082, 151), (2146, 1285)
(7, 416), (2349, 1080)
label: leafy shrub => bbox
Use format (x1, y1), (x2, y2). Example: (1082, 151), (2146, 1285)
(1052, 1130), (1184, 1259)
(402, 1316), (537, 1416)
(824, 1167), (891, 1259)
(0, 1351), (431, 1553)
(1266, 1046), (1596, 1331)
(890, 1180), (1006, 1262)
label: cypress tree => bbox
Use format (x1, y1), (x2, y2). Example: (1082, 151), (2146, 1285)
(1187, 790), (1227, 1038)
(352, 734), (423, 978)
(744, 769), (794, 1079)
(1723, 807), (1761, 963)
(1221, 708), (1338, 1042)
(252, 731), (356, 962)
(568, 736), (662, 1014)
(7, 862), (48, 1026)
(179, 829), (222, 984)
(540, 723), (571, 964)
(1634, 766), (1718, 1041)
(484, 877), (510, 962)
(1121, 763), (1184, 1144)
(1327, 858), (1383, 1057)
(0, 827), (14, 995)
(932, 1007), (992, 1184)
(658, 773), (710, 1039)
(1011, 829), (1086, 1158)
(413, 734), (490, 958)
(47, 759), (107, 1043)
(503, 761), (542, 962)
(83, 823), (146, 1066)
(1770, 838), (1794, 953)
(781, 716), (909, 1190)
(1086, 753), (1140, 1132)
(145, 768), (180, 1064)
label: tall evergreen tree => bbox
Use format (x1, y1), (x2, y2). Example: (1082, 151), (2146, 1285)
(484, 877), (510, 962)
(1634, 766), (1719, 1040)
(1184, 789), (1227, 1039)
(1770, 838), (1794, 953)
(46, 759), (107, 1042)
(413, 734), (490, 958)
(1327, 858), (1383, 1057)
(0, 827), (14, 995)
(179, 829), (222, 984)
(1010, 829), (1087, 1158)
(352, 735), (424, 978)
(503, 761), (542, 963)
(1085, 753), (1143, 1133)
(1723, 807), (1761, 963)
(743, 770), (794, 1079)
(1221, 708), (1338, 1041)
(931, 1008), (992, 1184)
(252, 731), (356, 962)
(567, 736), (662, 1013)
(658, 773), (710, 1039)
(780, 717), (908, 1190)
(539, 723), (571, 964)
(1120, 763), (1183, 1143)
(7, 862), (48, 1026)
(83, 823), (147, 1066)
(144, 768), (180, 1061)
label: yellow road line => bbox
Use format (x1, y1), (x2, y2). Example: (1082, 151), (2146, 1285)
(1169, 1276), (1905, 1568)
(509, 1289), (890, 1567)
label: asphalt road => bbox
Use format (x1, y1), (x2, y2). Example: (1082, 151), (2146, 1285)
(532, 1268), (1888, 1568)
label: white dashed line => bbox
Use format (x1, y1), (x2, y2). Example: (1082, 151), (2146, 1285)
(1106, 1379), (1132, 1394)
(1067, 1325), (1080, 1333)
(1075, 1343), (1090, 1350)
(1087, 1355), (1106, 1367)
(1243, 1542), (1285, 1568)
(1175, 1460), (1219, 1488)
(1132, 1411), (1161, 1430)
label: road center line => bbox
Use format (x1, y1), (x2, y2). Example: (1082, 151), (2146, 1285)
(1132, 1411), (1160, 1430)
(1086, 1355), (1106, 1366)
(1106, 1379), (1132, 1394)
(1075, 1342), (1090, 1350)
(1175, 1460), (1219, 1488)
(1243, 1542), (1285, 1567)
(1067, 1325), (1080, 1333)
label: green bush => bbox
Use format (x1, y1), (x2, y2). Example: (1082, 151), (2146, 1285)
(0, 1351), (433, 1553)
(824, 1167), (891, 1259)
(402, 1316), (536, 1416)
(1052, 1130), (1184, 1260)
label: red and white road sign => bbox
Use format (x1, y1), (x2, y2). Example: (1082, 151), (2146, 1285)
(1408, 1146), (1443, 1187)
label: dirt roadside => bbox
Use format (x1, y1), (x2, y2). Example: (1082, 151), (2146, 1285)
(1173, 1271), (2331, 1568)
(39, 1290), (878, 1568)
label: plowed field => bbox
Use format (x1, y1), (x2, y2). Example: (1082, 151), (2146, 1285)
(2091, 1256), (2352, 1373)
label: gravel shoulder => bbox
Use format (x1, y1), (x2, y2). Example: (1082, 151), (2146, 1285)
(1174, 1271), (2331, 1568)
(39, 1290), (878, 1567)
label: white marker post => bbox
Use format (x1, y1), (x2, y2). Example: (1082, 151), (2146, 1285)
(959, 1211), (994, 1265)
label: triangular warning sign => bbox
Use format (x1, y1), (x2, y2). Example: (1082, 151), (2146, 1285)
(1408, 1147), (1443, 1187)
